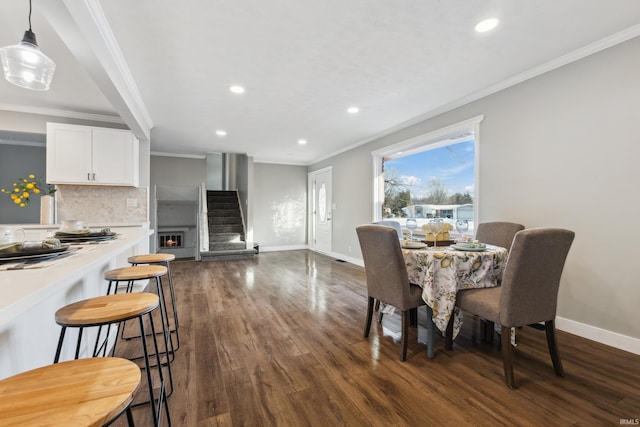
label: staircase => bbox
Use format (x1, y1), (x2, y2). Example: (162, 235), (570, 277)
(200, 190), (256, 261)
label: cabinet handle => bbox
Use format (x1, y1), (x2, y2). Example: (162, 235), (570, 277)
(87, 173), (91, 181)
(92, 173), (96, 181)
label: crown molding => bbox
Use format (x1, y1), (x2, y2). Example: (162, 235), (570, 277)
(309, 25), (640, 166)
(0, 103), (124, 124)
(151, 151), (207, 159)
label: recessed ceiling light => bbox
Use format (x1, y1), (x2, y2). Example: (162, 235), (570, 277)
(298, 139), (307, 145)
(475, 18), (499, 33)
(229, 85), (245, 94)
(216, 130), (227, 137)
(347, 106), (359, 114)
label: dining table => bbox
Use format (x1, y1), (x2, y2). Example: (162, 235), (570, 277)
(402, 242), (509, 338)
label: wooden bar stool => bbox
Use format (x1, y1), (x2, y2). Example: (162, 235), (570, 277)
(0, 357), (140, 426)
(54, 293), (171, 427)
(104, 265), (176, 367)
(128, 253), (180, 350)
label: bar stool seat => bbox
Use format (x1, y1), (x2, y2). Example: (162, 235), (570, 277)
(54, 293), (171, 427)
(103, 266), (175, 364)
(105, 265), (168, 290)
(128, 254), (180, 351)
(128, 253), (176, 264)
(55, 292), (159, 327)
(0, 357), (140, 426)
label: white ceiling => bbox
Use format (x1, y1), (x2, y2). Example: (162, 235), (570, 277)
(1, 1), (639, 165)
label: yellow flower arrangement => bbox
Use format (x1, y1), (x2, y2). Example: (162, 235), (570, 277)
(1, 174), (56, 208)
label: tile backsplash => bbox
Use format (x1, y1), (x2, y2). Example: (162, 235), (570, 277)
(55, 185), (148, 224)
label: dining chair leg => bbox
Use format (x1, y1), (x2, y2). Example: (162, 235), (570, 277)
(445, 315), (454, 350)
(400, 310), (409, 361)
(545, 320), (565, 377)
(364, 297), (374, 337)
(409, 307), (417, 328)
(501, 325), (516, 389)
(374, 299), (380, 312)
(426, 306), (435, 359)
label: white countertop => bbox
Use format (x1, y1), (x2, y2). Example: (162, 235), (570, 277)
(0, 228), (153, 326)
(0, 222), (150, 230)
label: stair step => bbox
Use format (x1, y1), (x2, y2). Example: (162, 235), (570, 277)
(209, 217), (242, 225)
(209, 233), (243, 243)
(207, 190), (236, 196)
(208, 210), (240, 217)
(207, 202), (237, 208)
(200, 248), (256, 261)
(209, 224), (244, 234)
(208, 242), (247, 251)
(207, 197), (237, 202)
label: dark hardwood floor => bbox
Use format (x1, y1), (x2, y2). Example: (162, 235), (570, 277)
(113, 250), (640, 426)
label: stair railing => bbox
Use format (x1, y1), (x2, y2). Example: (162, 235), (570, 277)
(234, 190), (249, 249)
(198, 182), (209, 257)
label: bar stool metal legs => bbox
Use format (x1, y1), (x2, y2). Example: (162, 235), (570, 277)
(54, 293), (171, 427)
(128, 254), (180, 351)
(104, 266), (176, 373)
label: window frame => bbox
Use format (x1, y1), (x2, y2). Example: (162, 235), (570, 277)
(371, 115), (483, 222)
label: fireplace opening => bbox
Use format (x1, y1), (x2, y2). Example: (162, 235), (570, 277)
(159, 232), (184, 248)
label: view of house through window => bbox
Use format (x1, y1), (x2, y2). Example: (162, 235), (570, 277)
(382, 137), (475, 238)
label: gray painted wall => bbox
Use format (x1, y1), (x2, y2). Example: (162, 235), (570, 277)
(150, 155), (206, 187)
(253, 163), (307, 248)
(310, 36), (640, 341)
(150, 155), (206, 253)
(0, 143), (47, 223)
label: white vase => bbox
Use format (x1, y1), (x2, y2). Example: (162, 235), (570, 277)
(40, 195), (55, 225)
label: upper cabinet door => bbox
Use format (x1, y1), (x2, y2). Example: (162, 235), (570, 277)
(46, 122), (139, 187)
(92, 128), (139, 186)
(46, 123), (93, 183)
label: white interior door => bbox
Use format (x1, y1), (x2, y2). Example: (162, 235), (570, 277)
(311, 168), (332, 254)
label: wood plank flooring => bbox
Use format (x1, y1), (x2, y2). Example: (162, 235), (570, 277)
(112, 250), (640, 426)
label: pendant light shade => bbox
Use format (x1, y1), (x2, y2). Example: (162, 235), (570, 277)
(0, 1), (56, 91)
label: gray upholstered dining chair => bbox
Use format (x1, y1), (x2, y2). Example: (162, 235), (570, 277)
(356, 224), (435, 361)
(373, 220), (404, 240)
(474, 221), (525, 340)
(475, 221), (525, 250)
(445, 228), (575, 388)
(372, 220), (404, 315)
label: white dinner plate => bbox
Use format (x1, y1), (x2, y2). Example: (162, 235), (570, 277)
(451, 243), (488, 252)
(401, 241), (428, 249)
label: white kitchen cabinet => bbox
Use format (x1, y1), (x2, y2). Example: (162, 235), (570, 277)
(46, 122), (139, 186)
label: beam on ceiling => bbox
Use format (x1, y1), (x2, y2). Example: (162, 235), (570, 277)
(38, 0), (152, 141)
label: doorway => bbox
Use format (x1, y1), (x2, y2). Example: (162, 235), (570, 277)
(308, 167), (332, 255)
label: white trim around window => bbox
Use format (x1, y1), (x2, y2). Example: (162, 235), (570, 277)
(370, 115), (484, 222)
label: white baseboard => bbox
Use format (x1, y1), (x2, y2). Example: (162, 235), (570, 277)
(556, 316), (640, 356)
(330, 252), (363, 267)
(259, 244), (309, 252)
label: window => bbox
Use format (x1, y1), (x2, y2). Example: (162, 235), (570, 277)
(372, 116), (482, 234)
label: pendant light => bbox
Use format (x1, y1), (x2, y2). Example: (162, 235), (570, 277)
(0, 0), (56, 91)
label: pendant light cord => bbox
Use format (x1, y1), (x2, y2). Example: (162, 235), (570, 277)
(28, 0), (33, 31)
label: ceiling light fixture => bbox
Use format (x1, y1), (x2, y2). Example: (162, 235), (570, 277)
(0, 0), (56, 91)
(298, 139), (307, 145)
(229, 85), (245, 94)
(347, 106), (359, 114)
(216, 130), (227, 137)
(475, 17), (499, 33)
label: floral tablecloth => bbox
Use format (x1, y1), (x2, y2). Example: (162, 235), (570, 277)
(403, 245), (509, 338)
